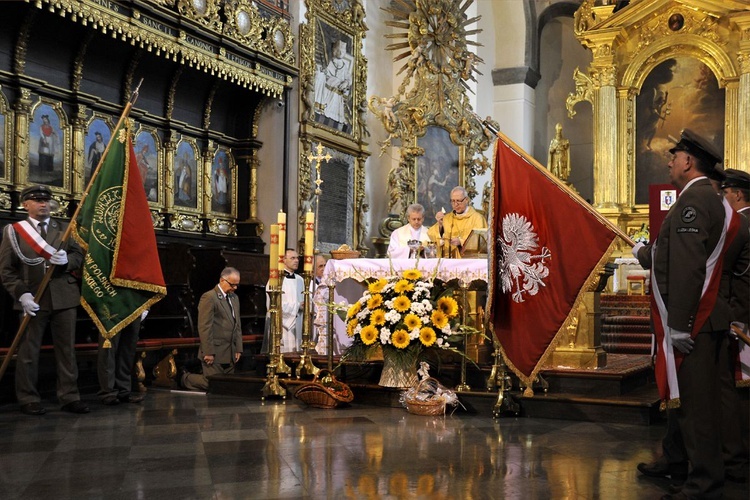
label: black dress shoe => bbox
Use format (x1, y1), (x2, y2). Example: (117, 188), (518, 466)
(101, 395), (120, 406)
(20, 403), (46, 415)
(118, 393), (144, 404)
(61, 401), (90, 414)
(637, 460), (687, 481)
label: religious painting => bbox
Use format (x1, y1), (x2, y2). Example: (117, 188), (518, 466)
(416, 126), (461, 227)
(313, 144), (355, 253)
(84, 117), (112, 186)
(312, 19), (355, 136)
(29, 102), (67, 188)
(635, 57), (725, 204)
(210, 148), (233, 214)
(173, 139), (200, 211)
(134, 127), (160, 205)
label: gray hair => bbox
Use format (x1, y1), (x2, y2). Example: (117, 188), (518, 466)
(405, 203), (425, 216)
(220, 267), (239, 278)
(450, 186), (468, 199)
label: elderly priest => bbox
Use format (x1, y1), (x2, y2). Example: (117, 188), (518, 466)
(427, 186), (487, 258)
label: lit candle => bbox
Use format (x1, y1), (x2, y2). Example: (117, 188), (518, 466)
(304, 210), (315, 272)
(277, 211), (286, 273)
(269, 224), (279, 287)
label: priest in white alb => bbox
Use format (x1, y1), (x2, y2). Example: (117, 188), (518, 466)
(387, 203), (432, 258)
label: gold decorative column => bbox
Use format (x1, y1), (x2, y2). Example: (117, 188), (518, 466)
(71, 105), (87, 197)
(202, 140), (214, 217)
(736, 15), (750, 170)
(12, 89), (32, 187)
(164, 131), (177, 215)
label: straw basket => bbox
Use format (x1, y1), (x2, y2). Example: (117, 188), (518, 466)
(295, 369), (354, 409)
(330, 249), (360, 260)
(404, 377), (447, 416)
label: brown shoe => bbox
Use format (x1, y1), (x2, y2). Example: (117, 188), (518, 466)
(61, 401), (90, 414)
(118, 394), (145, 404)
(20, 402), (46, 415)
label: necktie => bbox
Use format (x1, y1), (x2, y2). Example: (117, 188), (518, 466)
(227, 294), (236, 320)
(284, 272), (295, 279)
(38, 221), (47, 240)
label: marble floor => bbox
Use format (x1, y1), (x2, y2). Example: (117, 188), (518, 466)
(0, 390), (747, 500)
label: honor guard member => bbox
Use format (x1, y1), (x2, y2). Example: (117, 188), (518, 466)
(0, 185), (89, 415)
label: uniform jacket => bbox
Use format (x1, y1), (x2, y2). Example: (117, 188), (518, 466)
(648, 178), (733, 332)
(726, 209), (750, 325)
(197, 285), (243, 364)
(0, 217), (83, 311)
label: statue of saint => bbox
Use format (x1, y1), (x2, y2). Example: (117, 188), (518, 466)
(548, 123), (571, 182)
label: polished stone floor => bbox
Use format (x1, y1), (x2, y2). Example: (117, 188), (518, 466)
(0, 391), (747, 500)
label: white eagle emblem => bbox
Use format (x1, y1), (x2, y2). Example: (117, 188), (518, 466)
(498, 213), (551, 303)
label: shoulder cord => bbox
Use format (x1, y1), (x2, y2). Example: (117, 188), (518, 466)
(732, 226), (750, 277)
(3, 224), (45, 266)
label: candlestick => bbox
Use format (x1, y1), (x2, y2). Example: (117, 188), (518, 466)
(277, 211), (287, 272)
(269, 224), (279, 287)
(303, 211), (315, 272)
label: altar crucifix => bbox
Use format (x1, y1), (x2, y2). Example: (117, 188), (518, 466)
(306, 142), (332, 252)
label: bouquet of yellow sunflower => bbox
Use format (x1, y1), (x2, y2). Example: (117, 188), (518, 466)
(342, 268), (461, 374)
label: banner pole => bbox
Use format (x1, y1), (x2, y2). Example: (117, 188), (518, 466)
(0, 80), (144, 383)
(472, 113), (636, 247)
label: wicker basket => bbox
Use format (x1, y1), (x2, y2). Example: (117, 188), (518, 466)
(330, 249), (360, 260)
(295, 369), (354, 409)
(404, 377), (447, 416)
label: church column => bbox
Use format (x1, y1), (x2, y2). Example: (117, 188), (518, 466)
(71, 105), (86, 198)
(163, 130), (177, 218)
(735, 15), (750, 169)
(617, 89), (635, 210)
(725, 85), (739, 170)
(590, 64), (618, 210)
(12, 89), (32, 188)
(490, 71), (539, 151)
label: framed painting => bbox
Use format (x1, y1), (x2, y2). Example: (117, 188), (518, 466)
(210, 148), (234, 215)
(84, 116), (113, 186)
(173, 138), (201, 212)
(635, 56), (725, 204)
(416, 126), (461, 227)
(28, 101), (69, 190)
(134, 126), (161, 205)
(0, 89), (8, 183)
(312, 18), (355, 136)
(313, 144), (355, 253)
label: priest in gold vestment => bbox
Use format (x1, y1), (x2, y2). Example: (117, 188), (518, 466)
(427, 186), (487, 258)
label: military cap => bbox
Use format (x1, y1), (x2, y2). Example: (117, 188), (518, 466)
(721, 169), (750, 191)
(669, 129), (723, 168)
(21, 185), (52, 201)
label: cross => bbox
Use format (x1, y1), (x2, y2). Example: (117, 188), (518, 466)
(307, 142), (332, 195)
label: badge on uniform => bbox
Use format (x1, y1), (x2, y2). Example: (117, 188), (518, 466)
(680, 206), (696, 223)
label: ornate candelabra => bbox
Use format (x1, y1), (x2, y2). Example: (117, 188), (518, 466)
(488, 338), (519, 418)
(296, 271), (320, 378)
(455, 278), (471, 392)
(261, 286), (287, 399)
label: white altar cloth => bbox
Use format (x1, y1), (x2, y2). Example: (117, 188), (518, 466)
(322, 258), (489, 285)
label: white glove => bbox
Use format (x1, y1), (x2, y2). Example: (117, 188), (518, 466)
(670, 330), (694, 354)
(49, 249), (68, 265)
(730, 321), (748, 338)
(141, 310), (149, 321)
(631, 242), (645, 259)
(19, 292), (40, 317)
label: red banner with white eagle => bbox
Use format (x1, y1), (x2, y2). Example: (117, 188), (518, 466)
(489, 139), (620, 393)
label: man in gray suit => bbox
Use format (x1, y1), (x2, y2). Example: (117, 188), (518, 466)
(182, 267), (243, 391)
(0, 185), (88, 415)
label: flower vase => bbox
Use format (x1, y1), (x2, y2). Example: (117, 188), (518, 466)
(379, 354), (418, 389)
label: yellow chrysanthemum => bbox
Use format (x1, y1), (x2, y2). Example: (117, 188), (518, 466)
(431, 310), (449, 329)
(437, 296), (459, 318)
(393, 295), (411, 312)
(419, 327), (437, 347)
(347, 319), (358, 337)
(394, 279), (414, 294)
(367, 294), (383, 310)
(370, 309), (386, 326)
(391, 329), (411, 349)
(403, 313), (422, 331)
(402, 269), (422, 280)
(347, 301), (361, 319)
(368, 279), (387, 294)
(360, 325), (379, 345)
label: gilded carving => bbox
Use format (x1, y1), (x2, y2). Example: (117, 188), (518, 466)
(574, 0), (595, 36)
(566, 67), (594, 118)
(208, 218), (236, 236)
(370, 0), (493, 215)
(177, 0), (222, 33)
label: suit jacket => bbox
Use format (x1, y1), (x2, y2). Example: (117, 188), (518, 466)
(0, 217), (83, 311)
(197, 285), (243, 364)
(650, 179), (732, 332)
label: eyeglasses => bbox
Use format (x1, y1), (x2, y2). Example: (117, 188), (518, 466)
(450, 197), (467, 204)
(222, 278), (240, 288)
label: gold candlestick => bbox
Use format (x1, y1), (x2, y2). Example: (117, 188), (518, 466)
(262, 286), (287, 399)
(274, 283), (292, 376)
(455, 279), (471, 392)
(296, 271), (320, 378)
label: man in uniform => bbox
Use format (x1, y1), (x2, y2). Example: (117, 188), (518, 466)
(181, 267), (243, 391)
(633, 130), (746, 499)
(427, 186), (487, 258)
(0, 185), (89, 415)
